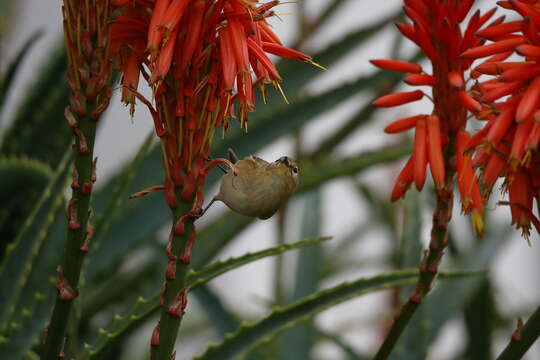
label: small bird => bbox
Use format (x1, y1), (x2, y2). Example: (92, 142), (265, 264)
(204, 149), (299, 219)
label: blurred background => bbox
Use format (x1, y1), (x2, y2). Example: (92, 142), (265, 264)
(1, 0), (539, 359)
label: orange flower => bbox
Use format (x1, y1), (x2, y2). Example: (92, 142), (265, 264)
(372, 0), (495, 234)
(459, 0), (540, 240)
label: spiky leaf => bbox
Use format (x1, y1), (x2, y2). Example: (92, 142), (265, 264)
(0, 149), (70, 335)
(82, 236), (332, 359)
(195, 270), (482, 360)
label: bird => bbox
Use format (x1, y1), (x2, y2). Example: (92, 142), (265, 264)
(203, 149), (299, 219)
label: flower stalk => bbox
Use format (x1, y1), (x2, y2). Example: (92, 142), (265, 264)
(374, 161), (455, 360)
(43, 1), (112, 358)
(151, 199), (195, 360)
(496, 305), (540, 360)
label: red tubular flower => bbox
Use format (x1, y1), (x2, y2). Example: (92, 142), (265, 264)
(371, 0), (495, 234)
(110, 0), (318, 195)
(459, 0), (540, 240)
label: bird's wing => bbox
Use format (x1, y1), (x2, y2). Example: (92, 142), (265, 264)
(251, 156), (269, 167)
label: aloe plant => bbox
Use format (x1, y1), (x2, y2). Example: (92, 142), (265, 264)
(1, 1), (539, 360)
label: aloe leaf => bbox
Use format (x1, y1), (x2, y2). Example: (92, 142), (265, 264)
(355, 183), (396, 238)
(83, 131), (155, 284)
(280, 190), (323, 360)
(298, 143), (410, 194)
(81, 236), (332, 359)
(0, 208), (66, 360)
(425, 226), (511, 342)
(396, 192), (422, 273)
(191, 213), (254, 268)
(21, 350), (39, 360)
(0, 40), (71, 264)
(81, 250), (162, 323)
(309, 0), (349, 33)
(0, 30), (43, 110)
(189, 236), (331, 287)
(194, 270), (481, 360)
(0, 0), (15, 34)
(83, 213), (253, 322)
(462, 280), (497, 360)
(88, 131), (154, 256)
(279, 10), (403, 94)
(192, 285), (239, 336)
(391, 225), (511, 359)
(0, 41), (71, 167)
(389, 192), (426, 360)
(314, 327), (370, 360)
(0, 149), (71, 333)
(0, 156), (51, 191)
(0, 156), (52, 246)
(83, 212), (253, 319)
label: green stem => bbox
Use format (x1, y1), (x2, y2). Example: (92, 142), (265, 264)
(373, 172), (455, 360)
(43, 1), (112, 355)
(43, 115), (97, 359)
(497, 305), (540, 360)
(153, 200), (195, 360)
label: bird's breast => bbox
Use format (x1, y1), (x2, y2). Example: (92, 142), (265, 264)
(216, 172), (293, 218)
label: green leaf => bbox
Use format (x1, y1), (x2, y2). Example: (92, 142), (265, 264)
(391, 225), (511, 359)
(0, 40), (71, 167)
(83, 212), (253, 325)
(279, 10), (403, 94)
(194, 270), (480, 360)
(427, 226), (510, 337)
(0, 156), (52, 191)
(0, 0), (16, 35)
(0, 30), (43, 110)
(314, 327), (370, 360)
(191, 213), (255, 268)
(81, 236), (332, 359)
(22, 350), (40, 360)
(0, 40), (71, 270)
(190, 236), (332, 287)
(0, 149), (70, 334)
(0, 156), (52, 245)
(298, 143), (410, 194)
(389, 192), (426, 360)
(192, 285), (239, 336)
(396, 192), (423, 273)
(89, 131), (155, 254)
(82, 296), (155, 360)
(462, 280), (497, 360)
(83, 131), (156, 282)
(280, 191), (323, 360)
(0, 208), (66, 360)
(81, 250), (162, 323)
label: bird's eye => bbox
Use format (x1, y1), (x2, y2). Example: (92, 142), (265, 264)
(292, 167), (298, 174)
